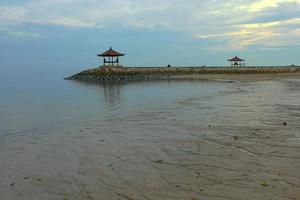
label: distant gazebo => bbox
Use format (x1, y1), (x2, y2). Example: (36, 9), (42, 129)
(97, 47), (125, 67)
(228, 56), (245, 68)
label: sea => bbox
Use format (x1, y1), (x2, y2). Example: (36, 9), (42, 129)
(0, 68), (228, 137)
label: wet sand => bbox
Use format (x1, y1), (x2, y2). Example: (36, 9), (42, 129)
(174, 72), (300, 82)
(1, 73), (300, 200)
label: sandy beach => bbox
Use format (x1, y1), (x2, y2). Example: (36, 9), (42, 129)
(1, 73), (300, 200)
(174, 72), (300, 82)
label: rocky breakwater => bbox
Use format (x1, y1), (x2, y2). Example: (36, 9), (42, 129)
(65, 67), (171, 82)
(65, 66), (300, 82)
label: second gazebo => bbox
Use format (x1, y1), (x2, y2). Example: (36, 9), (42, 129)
(97, 47), (125, 67)
(228, 56), (245, 68)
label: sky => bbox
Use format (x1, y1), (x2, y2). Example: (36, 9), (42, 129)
(1, 0), (300, 74)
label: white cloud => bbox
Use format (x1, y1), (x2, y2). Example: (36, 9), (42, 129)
(198, 17), (300, 50)
(235, 0), (300, 12)
(0, 0), (300, 49)
(0, 27), (39, 38)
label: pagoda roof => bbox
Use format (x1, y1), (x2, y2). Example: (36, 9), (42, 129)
(228, 56), (244, 61)
(98, 47), (125, 57)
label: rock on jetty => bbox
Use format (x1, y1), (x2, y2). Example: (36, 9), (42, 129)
(65, 66), (300, 82)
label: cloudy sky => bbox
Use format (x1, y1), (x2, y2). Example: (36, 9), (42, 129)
(1, 0), (300, 72)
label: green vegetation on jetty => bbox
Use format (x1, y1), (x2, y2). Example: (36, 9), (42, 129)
(66, 66), (300, 82)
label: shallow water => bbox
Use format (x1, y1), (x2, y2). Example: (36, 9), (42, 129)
(0, 73), (228, 136)
(0, 72), (300, 200)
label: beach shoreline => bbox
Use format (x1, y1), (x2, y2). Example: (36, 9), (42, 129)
(173, 72), (300, 82)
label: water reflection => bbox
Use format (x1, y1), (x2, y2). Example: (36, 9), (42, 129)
(68, 80), (123, 106)
(102, 82), (122, 105)
(69, 79), (216, 106)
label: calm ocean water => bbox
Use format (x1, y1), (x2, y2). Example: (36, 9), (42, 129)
(0, 69), (227, 137)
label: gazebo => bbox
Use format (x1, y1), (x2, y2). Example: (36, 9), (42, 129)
(97, 47), (125, 67)
(228, 56), (245, 68)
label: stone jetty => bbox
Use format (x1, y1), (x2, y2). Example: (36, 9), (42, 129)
(65, 66), (300, 82)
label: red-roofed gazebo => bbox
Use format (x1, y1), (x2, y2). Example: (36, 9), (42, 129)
(97, 47), (125, 67)
(228, 56), (245, 68)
